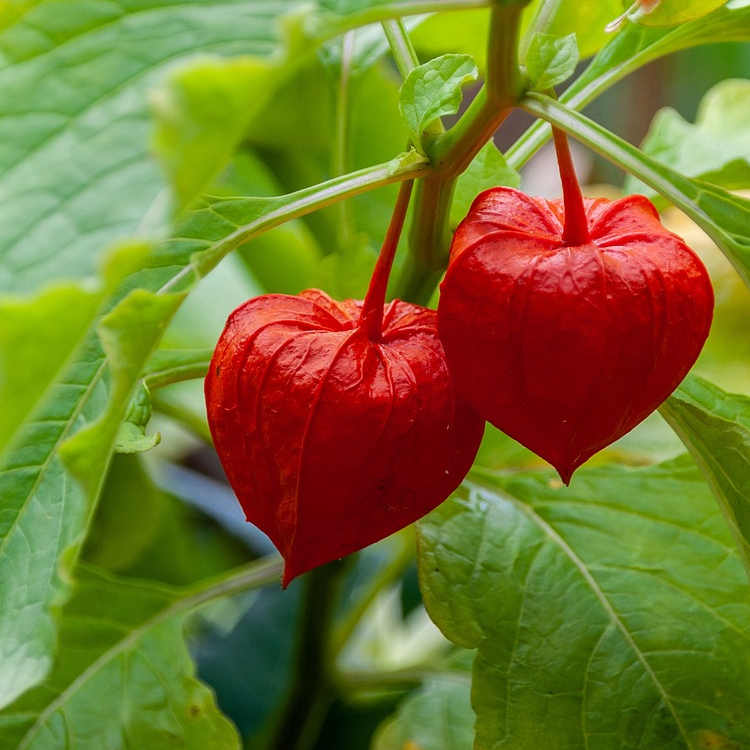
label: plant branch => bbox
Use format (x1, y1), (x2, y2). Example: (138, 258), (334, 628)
(160, 155), (429, 295)
(381, 18), (422, 79)
(397, 3), (525, 304)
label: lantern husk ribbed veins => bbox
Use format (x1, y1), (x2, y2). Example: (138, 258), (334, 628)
(437, 184), (714, 484)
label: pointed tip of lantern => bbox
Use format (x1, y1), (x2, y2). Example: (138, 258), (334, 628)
(280, 564), (297, 589)
(554, 462), (577, 487)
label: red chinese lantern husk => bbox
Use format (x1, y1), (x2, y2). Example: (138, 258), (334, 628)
(205, 184), (484, 586)
(437, 131), (714, 484)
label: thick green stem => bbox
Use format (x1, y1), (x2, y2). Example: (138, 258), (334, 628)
(263, 561), (346, 750)
(398, 3), (526, 303)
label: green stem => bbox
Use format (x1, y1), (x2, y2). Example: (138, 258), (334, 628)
(151, 395), (213, 444)
(263, 562), (347, 750)
(331, 529), (415, 657)
(517, 0), (562, 62)
(333, 31), (357, 253)
(359, 180), (414, 340)
(163, 156), (429, 294)
(397, 3), (525, 303)
(381, 19), (422, 79)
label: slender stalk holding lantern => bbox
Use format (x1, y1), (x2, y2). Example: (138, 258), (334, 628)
(552, 125), (591, 247)
(358, 179), (414, 341)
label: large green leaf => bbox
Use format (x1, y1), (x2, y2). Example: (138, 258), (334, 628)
(662, 375), (750, 578)
(624, 78), (750, 196)
(0, 0), (303, 294)
(508, 1), (750, 169)
(0, 251), (185, 709)
(0, 560), (282, 750)
(417, 459), (750, 749)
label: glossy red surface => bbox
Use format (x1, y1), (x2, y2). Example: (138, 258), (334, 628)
(438, 187), (714, 483)
(206, 289), (484, 585)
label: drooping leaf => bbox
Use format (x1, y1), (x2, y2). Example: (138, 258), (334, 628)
(624, 78), (750, 196)
(399, 54), (479, 154)
(0, 560), (282, 750)
(524, 32), (579, 90)
(60, 286), (185, 482)
(150, 9), (314, 215)
(417, 458), (750, 749)
(662, 375), (750, 578)
(451, 141), (522, 227)
(0, 282), (101, 453)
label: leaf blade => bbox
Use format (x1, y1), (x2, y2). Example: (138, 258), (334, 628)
(0, 560), (282, 750)
(662, 375), (750, 579)
(418, 460), (750, 749)
(399, 54), (479, 153)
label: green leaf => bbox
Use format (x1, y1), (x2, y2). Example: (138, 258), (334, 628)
(151, 56), (288, 216)
(374, 678), (474, 750)
(399, 54), (479, 154)
(624, 0), (730, 27)
(451, 141), (521, 227)
(624, 78), (750, 196)
(0, 560), (282, 750)
(508, 1), (750, 170)
(150, 8), (315, 215)
(0, 0), (302, 294)
(524, 32), (579, 90)
(81, 455), (165, 574)
(0, 283), (101, 453)
(417, 459), (750, 749)
(519, 0), (623, 59)
(115, 384), (160, 454)
(60, 286), (185, 483)
(662, 375), (750, 579)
